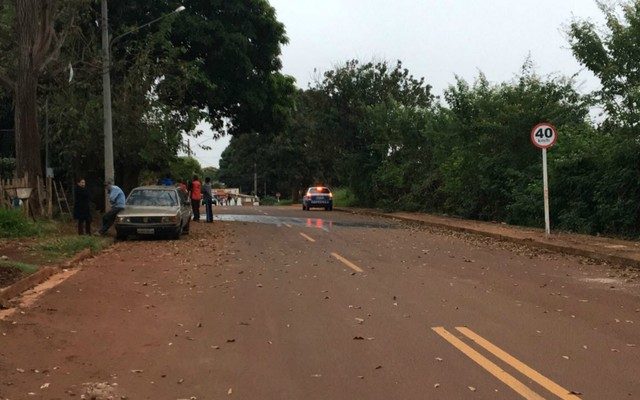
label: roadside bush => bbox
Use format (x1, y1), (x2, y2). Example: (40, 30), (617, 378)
(0, 209), (41, 238)
(260, 196), (278, 206)
(332, 187), (357, 207)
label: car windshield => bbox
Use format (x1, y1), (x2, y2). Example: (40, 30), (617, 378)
(308, 187), (331, 194)
(126, 189), (178, 207)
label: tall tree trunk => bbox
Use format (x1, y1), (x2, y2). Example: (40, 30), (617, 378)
(14, 72), (42, 182)
(12, 0), (54, 212)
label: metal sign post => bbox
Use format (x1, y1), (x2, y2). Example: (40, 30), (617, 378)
(531, 123), (558, 237)
(541, 147), (550, 236)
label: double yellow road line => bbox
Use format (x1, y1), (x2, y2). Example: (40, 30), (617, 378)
(432, 327), (581, 400)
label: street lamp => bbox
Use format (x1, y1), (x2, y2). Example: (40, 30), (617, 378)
(101, 2), (185, 208)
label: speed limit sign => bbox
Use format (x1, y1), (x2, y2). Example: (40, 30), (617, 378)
(531, 122), (558, 237)
(531, 123), (557, 149)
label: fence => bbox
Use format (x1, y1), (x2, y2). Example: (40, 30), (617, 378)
(0, 173), (55, 218)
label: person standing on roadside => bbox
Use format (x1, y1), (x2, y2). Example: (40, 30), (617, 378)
(178, 179), (188, 193)
(190, 175), (202, 222)
(202, 177), (213, 223)
(73, 178), (92, 235)
(98, 179), (126, 235)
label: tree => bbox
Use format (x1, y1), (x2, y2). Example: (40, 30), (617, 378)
(568, 1), (640, 127)
(437, 70), (589, 223)
(317, 60), (434, 205)
(0, 0), (80, 183)
(170, 156), (202, 182)
(163, 0), (292, 136)
(38, 0), (292, 197)
(202, 166), (219, 181)
(218, 134), (261, 193)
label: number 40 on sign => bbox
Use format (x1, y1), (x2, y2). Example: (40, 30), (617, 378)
(531, 123), (557, 149)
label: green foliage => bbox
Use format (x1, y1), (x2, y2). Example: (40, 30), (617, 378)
(0, 260), (38, 274)
(0, 209), (41, 238)
(260, 196), (278, 206)
(17, 0), (294, 197)
(202, 166), (219, 181)
(435, 70), (589, 223)
(317, 60), (435, 206)
(37, 235), (109, 260)
(332, 188), (357, 208)
(568, 2), (640, 127)
(170, 157), (202, 181)
(0, 157), (15, 179)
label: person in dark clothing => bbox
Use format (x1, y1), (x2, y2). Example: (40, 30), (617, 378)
(202, 177), (213, 222)
(73, 178), (92, 235)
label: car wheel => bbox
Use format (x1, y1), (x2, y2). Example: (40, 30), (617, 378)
(183, 220), (190, 234)
(328, 205), (333, 211)
(302, 205), (307, 211)
(116, 231), (127, 241)
(171, 224), (183, 240)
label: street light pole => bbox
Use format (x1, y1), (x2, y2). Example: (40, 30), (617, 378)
(101, 0), (114, 210)
(101, 2), (185, 210)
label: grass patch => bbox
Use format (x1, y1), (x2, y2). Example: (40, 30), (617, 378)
(277, 199), (293, 206)
(37, 235), (109, 261)
(0, 260), (38, 274)
(0, 209), (42, 238)
(332, 187), (358, 207)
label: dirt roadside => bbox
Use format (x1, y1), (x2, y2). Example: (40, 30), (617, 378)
(336, 207), (640, 271)
(0, 222), (229, 400)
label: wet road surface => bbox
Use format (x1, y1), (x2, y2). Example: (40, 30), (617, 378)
(1, 205), (639, 399)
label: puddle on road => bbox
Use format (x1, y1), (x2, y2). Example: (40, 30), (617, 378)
(211, 214), (397, 231)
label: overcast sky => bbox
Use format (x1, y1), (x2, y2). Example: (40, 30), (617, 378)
(187, 0), (605, 168)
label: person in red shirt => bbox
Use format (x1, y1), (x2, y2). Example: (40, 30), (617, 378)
(189, 175), (202, 222)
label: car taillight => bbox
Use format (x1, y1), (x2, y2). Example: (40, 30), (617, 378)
(329, 193), (333, 198)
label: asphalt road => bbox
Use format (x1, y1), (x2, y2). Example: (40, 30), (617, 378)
(1, 205), (639, 399)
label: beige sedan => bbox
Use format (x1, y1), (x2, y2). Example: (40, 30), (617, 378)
(115, 186), (192, 240)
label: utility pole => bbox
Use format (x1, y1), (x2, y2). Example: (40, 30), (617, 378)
(100, 2), (184, 211)
(187, 139), (192, 157)
(253, 162), (257, 196)
(101, 0), (114, 210)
